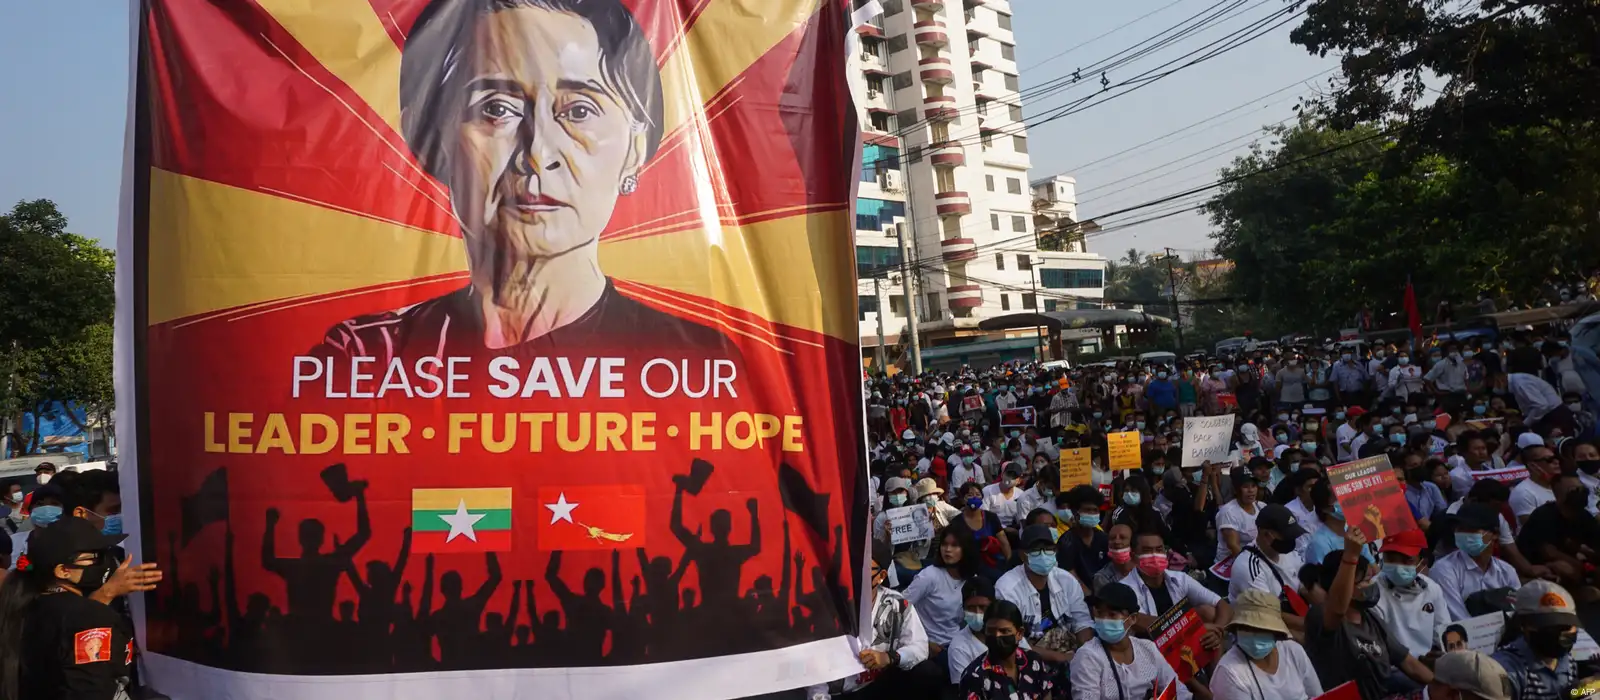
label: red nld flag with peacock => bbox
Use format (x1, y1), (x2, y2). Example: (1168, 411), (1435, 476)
(123, 0), (868, 697)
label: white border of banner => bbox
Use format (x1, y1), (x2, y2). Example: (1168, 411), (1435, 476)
(113, 0), (148, 654)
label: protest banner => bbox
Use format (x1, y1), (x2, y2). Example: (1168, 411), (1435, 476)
(1181, 415), (1235, 467)
(1154, 680), (1180, 700)
(1440, 613), (1506, 656)
(1327, 455), (1418, 541)
(118, 1), (866, 697)
(1151, 598), (1214, 684)
(961, 395), (986, 414)
(1000, 406), (1037, 428)
(1316, 682), (1360, 700)
(1107, 430), (1142, 471)
(1060, 449), (1093, 490)
(1472, 465), (1530, 484)
(885, 505), (935, 545)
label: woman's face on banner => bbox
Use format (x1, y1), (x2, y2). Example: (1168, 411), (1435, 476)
(453, 7), (644, 261)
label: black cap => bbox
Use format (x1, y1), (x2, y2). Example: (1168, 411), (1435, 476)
(1456, 503), (1500, 532)
(1088, 582), (1140, 614)
(1256, 503), (1307, 541)
(1020, 524), (1056, 549)
(1247, 456), (1274, 471)
(24, 516), (126, 575)
(1231, 466), (1258, 486)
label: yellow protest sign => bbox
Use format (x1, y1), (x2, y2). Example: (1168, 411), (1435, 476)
(1060, 448), (1092, 490)
(1107, 431), (1142, 471)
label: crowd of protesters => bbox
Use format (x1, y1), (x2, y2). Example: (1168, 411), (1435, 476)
(829, 330), (1600, 699)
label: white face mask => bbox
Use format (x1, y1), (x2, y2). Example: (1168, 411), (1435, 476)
(35, 474), (51, 485)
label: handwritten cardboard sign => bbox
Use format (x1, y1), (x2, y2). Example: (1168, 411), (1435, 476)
(1181, 414), (1235, 467)
(885, 505), (936, 545)
(1060, 448), (1092, 491)
(1107, 430), (1142, 471)
(1327, 455), (1418, 541)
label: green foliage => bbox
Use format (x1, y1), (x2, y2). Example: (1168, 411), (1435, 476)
(0, 200), (115, 443)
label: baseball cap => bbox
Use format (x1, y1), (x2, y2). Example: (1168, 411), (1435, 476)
(884, 477), (913, 495)
(1347, 406), (1367, 418)
(1020, 524), (1056, 550)
(1516, 432), (1545, 450)
(1513, 580), (1580, 628)
(1378, 528), (1428, 558)
(1256, 503), (1307, 541)
(1455, 502), (1500, 532)
(1432, 650), (1512, 700)
(901, 429), (916, 440)
(1087, 582), (1140, 614)
(24, 516), (127, 575)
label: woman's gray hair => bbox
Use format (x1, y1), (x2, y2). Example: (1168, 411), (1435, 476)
(399, 0), (665, 185)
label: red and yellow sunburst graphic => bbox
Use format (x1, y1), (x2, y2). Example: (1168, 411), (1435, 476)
(142, 0), (858, 349)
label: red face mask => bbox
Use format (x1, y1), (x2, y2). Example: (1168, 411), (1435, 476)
(1137, 553), (1169, 577)
(1108, 548), (1132, 565)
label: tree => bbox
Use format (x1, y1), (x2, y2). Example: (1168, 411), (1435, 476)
(0, 200), (115, 452)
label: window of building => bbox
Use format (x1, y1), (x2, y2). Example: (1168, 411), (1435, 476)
(869, 112), (895, 132)
(889, 296), (906, 317)
(858, 294), (879, 320)
(985, 174), (995, 191)
(1018, 254), (1032, 270)
(1013, 135), (1029, 154)
(935, 168), (957, 192)
(1022, 293), (1036, 309)
(1012, 215), (1027, 232)
(981, 133), (994, 149)
(859, 144), (901, 183)
(1000, 293), (1011, 311)
(1007, 177), (1021, 194)
(887, 34), (908, 53)
(996, 11), (1012, 30)
(1000, 42), (1015, 60)
(925, 292), (940, 318)
(891, 71), (913, 90)
(856, 199), (907, 233)
(1009, 104), (1023, 122)
(1039, 268), (1106, 289)
(883, 0), (903, 14)
(1044, 299), (1059, 312)
(1004, 73), (1019, 91)
(994, 253), (1005, 270)
(976, 100), (988, 115)
(990, 213), (1000, 230)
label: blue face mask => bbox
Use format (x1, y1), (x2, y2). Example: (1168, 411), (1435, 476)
(1026, 551), (1057, 575)
(966, 497), (984, 510)
(1455, 532), (1490, 557)
(888, 494), (907, 507)
(1190, 471), (1204, 484)
(1123, 492), (1142, 507)
(1009, 431), (1021, 439)
(1236, 631), (1277, 660)
(1093, 618), (1128, 644)
(1381, 562), (1418, 587)
(1077, 513), (1101, 528)
(29, 505), (62, 528)
(1335, 411), (1346, 420)
(1055, 509), (1074, 523)
(100, 514), (123, 536)
(1135, 421), (1146, 430)
(965, 611), (985, 633)
(1390, 434), (1406, 445)
(1093, 412), (1104, 419)
(1473, 404), (1488, 416)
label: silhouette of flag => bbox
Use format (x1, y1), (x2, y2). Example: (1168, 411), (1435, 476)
(181, 467), (229, 545)
(412, 488), (513, 553)
(537, 485), (646, 551)
(1403, 276), (1422, 349)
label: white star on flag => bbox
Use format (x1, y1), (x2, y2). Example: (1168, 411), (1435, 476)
(439, 499), (487, 543)
(545, 492), (579, 525)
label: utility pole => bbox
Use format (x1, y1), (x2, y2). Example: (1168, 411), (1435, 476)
(1163, 247), (1185, 349)
(896, 221), (922, 374)
(1029, 255), (1046, 360)
(873, 276), (887, 371)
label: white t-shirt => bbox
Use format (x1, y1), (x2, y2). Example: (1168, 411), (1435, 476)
(1285, 499), (1324, 556)
(1335, 423), (1359, 461)
(1120, 569), (1221, 617)
(1070, 638), (1193, 700)
(1509, 479), (1554, 519)
(1209, 642), (1323, 700)
(1215, 500), (1261, 563)
(1371, 574), (1454, 658)
(1229, 547), (1304, 604)
(904, 566), (965, 646)
(981, 483), (1026, 527)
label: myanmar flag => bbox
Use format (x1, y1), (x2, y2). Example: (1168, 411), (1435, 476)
(537, 485), (647, 551)
(412, 488), (513, 553)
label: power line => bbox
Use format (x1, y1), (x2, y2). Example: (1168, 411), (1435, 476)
(1021, 0), (1193, 71)
(1075, 115), (1295, 201)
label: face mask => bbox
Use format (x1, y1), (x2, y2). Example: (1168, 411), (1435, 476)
(36, 474), (51, 485)
(888, 493), (907, 507)
(1390, 434), (1406, 445)
(965, 611), (985, 633)
(1568, 402), (1583, 412)
(1335, 412), (1346, 420)
(1189, 471), (1203, 484)
(965, 497), (983, 511)
(1381, 562), (1418, 587)
(1397, 357), (1410, 366)
(1236, 631), (1276, 660)
(1108, 547), (1132, 564)
(1300, 442), (1317, 453)
(1077, 513), (1100, 528)
(1026, 551), (1057, 575)
(1135, 421), (1146, 430)
(100, 514), (123, 537)
(1093, 618), (1129, 644)
(1123, 492), (1142, 507)
(1009, 431), (1020, 439)
(1463, 350), (1475, 359)
(1055, 508), (1074, 524)
(1001, 478), (1015, 490)
(1353, 582), (1381, 609)
(1578, 459), (1600, 475)
(30, 505), (62, 528)
(1375, 350), (1386, 358)
(1157, 372), (1168, 379)
(1275, 433), (1288, 443)
(1269, 537), (1296, 555)
(1150, 465), (1166, 475)
(6, 492), (19, 504)
(1277, 414), (1289, 423)
(1526, 627), (1578, 659)
(985, 632), (1019, 659)
(1455, 532), (1490, 557)
(1093, 412), (1103, 419)
(1137, 553), (1169, 577)
(70, 552), (117, 595)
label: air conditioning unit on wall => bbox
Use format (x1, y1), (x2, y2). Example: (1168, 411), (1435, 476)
(880, 170), (904, 191)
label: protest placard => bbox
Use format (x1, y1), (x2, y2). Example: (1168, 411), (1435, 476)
(1471, 465), (1529, 484)
(1440, 613), (1506, 656)
(1181, 415), (1235, 467)
(1107, 430), (1142, 471)
(1060, 449), (1092, 490)
(1000, 406), (1037, 428)
(1316, 682), (1360, 700)
(1151, 599), (1214, 684)
(961, 395), (985, 414)
(1327, 455), (1418, 541)
(885, 505), (936, 545)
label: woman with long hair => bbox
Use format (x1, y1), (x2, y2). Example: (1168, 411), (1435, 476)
(904, 527), (979, 656)
(0, 516), (161, 700)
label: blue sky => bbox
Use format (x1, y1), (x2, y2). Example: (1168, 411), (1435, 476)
(0, 1), (1332, 259)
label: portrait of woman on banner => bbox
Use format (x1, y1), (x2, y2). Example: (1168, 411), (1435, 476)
(318, 0), (730, 360)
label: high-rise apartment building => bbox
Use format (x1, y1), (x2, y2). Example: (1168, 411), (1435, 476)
(851, 0), (1108, 364)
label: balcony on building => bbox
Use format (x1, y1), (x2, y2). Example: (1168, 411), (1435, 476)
(860, 51), (890, 76)
(928, 140), (965, 166)
(940, 237), (977, 263)
(971, 55), (993, 70)
(914, 20), (948, 47)
(923, 94), (959, 122)
(947, 284), (983, 309)
(967, 24), (989, 39)
(919, 57), (954, 85)
(856, 22), (884, 38)
(912, 0), (944, 9)
(933, 190), (972, 216)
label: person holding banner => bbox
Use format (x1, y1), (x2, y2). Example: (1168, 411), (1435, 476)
(1305, 528), (1434, 700)
(1228, 504), (1307, 635)
(1123, 530), (1230, 637)
(1209, 590), (1322, 700)
(1069, 582), (1191, 700)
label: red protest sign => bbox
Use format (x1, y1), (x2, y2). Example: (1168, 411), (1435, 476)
(1151, 598), (1214, 684)
(961, 395), (986, 414)
(1327, 455), (1418, 541)
(1154, 679), (1180, 700)
(1000, 406), (1036, 427)
(1472, 465), (1529, 484)
(1315, 681), (1360, 700)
